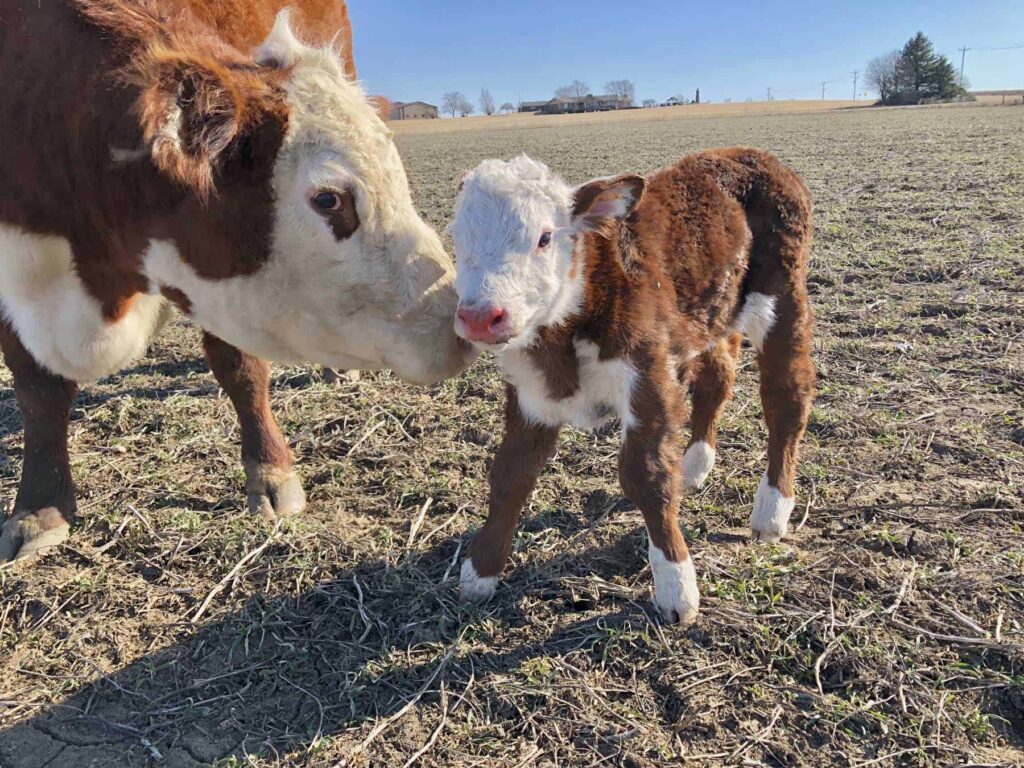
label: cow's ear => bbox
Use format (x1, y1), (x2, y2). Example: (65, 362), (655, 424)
(133, 47), (281, 200)
(571, 174), (646, 234)
(456, 170), (470, 193)
(254, 9), (305, 69)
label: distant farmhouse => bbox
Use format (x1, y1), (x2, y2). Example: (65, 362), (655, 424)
(519, 94), (629, 114)
(388, 101), (439, 120)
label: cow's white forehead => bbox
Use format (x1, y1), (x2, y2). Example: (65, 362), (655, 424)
(266, 28), (408, 229)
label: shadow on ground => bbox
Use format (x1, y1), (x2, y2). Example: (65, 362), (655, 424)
(0, 532), (672, 767)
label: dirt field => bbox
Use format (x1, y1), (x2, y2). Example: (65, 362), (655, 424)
(1, 103), (1022, 767)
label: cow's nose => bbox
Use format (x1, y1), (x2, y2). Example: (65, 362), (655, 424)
(456, 305), (510, 344)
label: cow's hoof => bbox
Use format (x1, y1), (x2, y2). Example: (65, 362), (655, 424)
(0, 508), (71, 563)
(649, 545), (700, 625)
(459, 559), (498, 603)
(245, 464), (306, 522)
(682, 440), (716, 491)
(750, 473), (795, 543)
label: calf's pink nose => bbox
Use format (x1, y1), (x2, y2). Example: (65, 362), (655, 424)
(457, 305), (509, 343)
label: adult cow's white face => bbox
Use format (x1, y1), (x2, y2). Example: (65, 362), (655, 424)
(142, 12), (475, 385)
(450, 155), (643, 351)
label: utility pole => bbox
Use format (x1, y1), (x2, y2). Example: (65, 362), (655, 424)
(852, 70), (858, 100)
(958, 46), (970, 86)
(766, 87), (773, 101)
(821, 80), (827, 100)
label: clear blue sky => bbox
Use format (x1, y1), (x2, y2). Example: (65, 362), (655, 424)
(347, 1), (1024, 108)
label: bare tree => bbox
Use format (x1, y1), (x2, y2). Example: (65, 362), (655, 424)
(457, 93), (474, 117)
(442, 91), (465, 118)
(642, 98), (656, 108)
(480, 88), (495, 116)
(499, 102), (516, 114)
(555, 80), (590, 100)
(866, 50), (900, 102)
(604, 79), (636, 106)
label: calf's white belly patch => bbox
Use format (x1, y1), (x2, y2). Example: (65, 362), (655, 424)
(0, 225), (167, 383)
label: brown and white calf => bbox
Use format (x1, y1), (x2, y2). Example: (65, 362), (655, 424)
(0, 1), (476, 562)
(450, 149), (815, 623)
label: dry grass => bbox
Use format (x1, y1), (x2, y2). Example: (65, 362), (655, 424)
(390, 100), (863, 135)
(1, 103), (1023, 767)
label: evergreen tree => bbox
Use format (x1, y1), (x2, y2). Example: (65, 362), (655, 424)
(876, 32), (965, 105)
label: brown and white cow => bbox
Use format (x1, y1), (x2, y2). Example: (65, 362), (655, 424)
(0, 1), (477, 562)
(450, 150), (815, 624)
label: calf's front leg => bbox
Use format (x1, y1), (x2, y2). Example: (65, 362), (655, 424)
(202, 333), (305, 521)
(461, 387), (560, 602)
(0, 322), (76, 562)
(620, 376), (700, 624)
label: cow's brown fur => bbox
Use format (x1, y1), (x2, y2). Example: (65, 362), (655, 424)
(0, 0), (357, 560)
(467, 148), (815, 619)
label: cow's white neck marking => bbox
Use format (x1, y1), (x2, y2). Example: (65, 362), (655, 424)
(499, 338), (636, 432)
(0, 225), (168, 383)
(141, 239), (386, 369)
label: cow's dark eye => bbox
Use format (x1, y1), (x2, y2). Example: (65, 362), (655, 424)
(311, 191), (342, 212)
(538, 231), (552, 249)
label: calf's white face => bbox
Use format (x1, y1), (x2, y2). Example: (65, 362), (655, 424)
(450, 155), (644, 350)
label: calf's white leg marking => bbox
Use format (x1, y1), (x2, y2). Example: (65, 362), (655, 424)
(750, 473), (795, 543)
(682, 440), (716, 490)
(734, 293), (777, 351)
(460, 558), (498, 602)
(648, 543), (700, 624)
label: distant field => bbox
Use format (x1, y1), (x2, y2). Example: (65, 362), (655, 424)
(1, 104), (1022, 767)
(391, 99), (864, 134)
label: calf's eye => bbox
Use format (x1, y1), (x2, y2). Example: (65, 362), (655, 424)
(538, 231), (552, 249)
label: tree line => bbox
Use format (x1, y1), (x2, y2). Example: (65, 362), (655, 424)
(866, 32), (967, 106)
(441, 79), (636, 118)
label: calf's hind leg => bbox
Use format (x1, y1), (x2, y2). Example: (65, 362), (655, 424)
(752, 293), (815, 543)
(203, 333), (305, 521)
(683, 333), (741, 491)
(0, 322), (76, 562)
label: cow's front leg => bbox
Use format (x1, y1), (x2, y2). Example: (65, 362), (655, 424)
(620, 374), (699, 624)
(0, 323), (76, 562)
(461, 387), (560, 602)
(202, 333), (305, 521)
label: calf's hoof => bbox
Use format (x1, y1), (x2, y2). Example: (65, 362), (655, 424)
(245, 464), (306, 522)
(459, 558), (498, 603)
(649, 545), (700, 625)
(0, 508), (71, 563)
(750, 473), (795, 544)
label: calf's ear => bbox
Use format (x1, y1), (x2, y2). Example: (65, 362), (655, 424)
(571, 174), (646, 234)
(132, 46), (283, 201)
